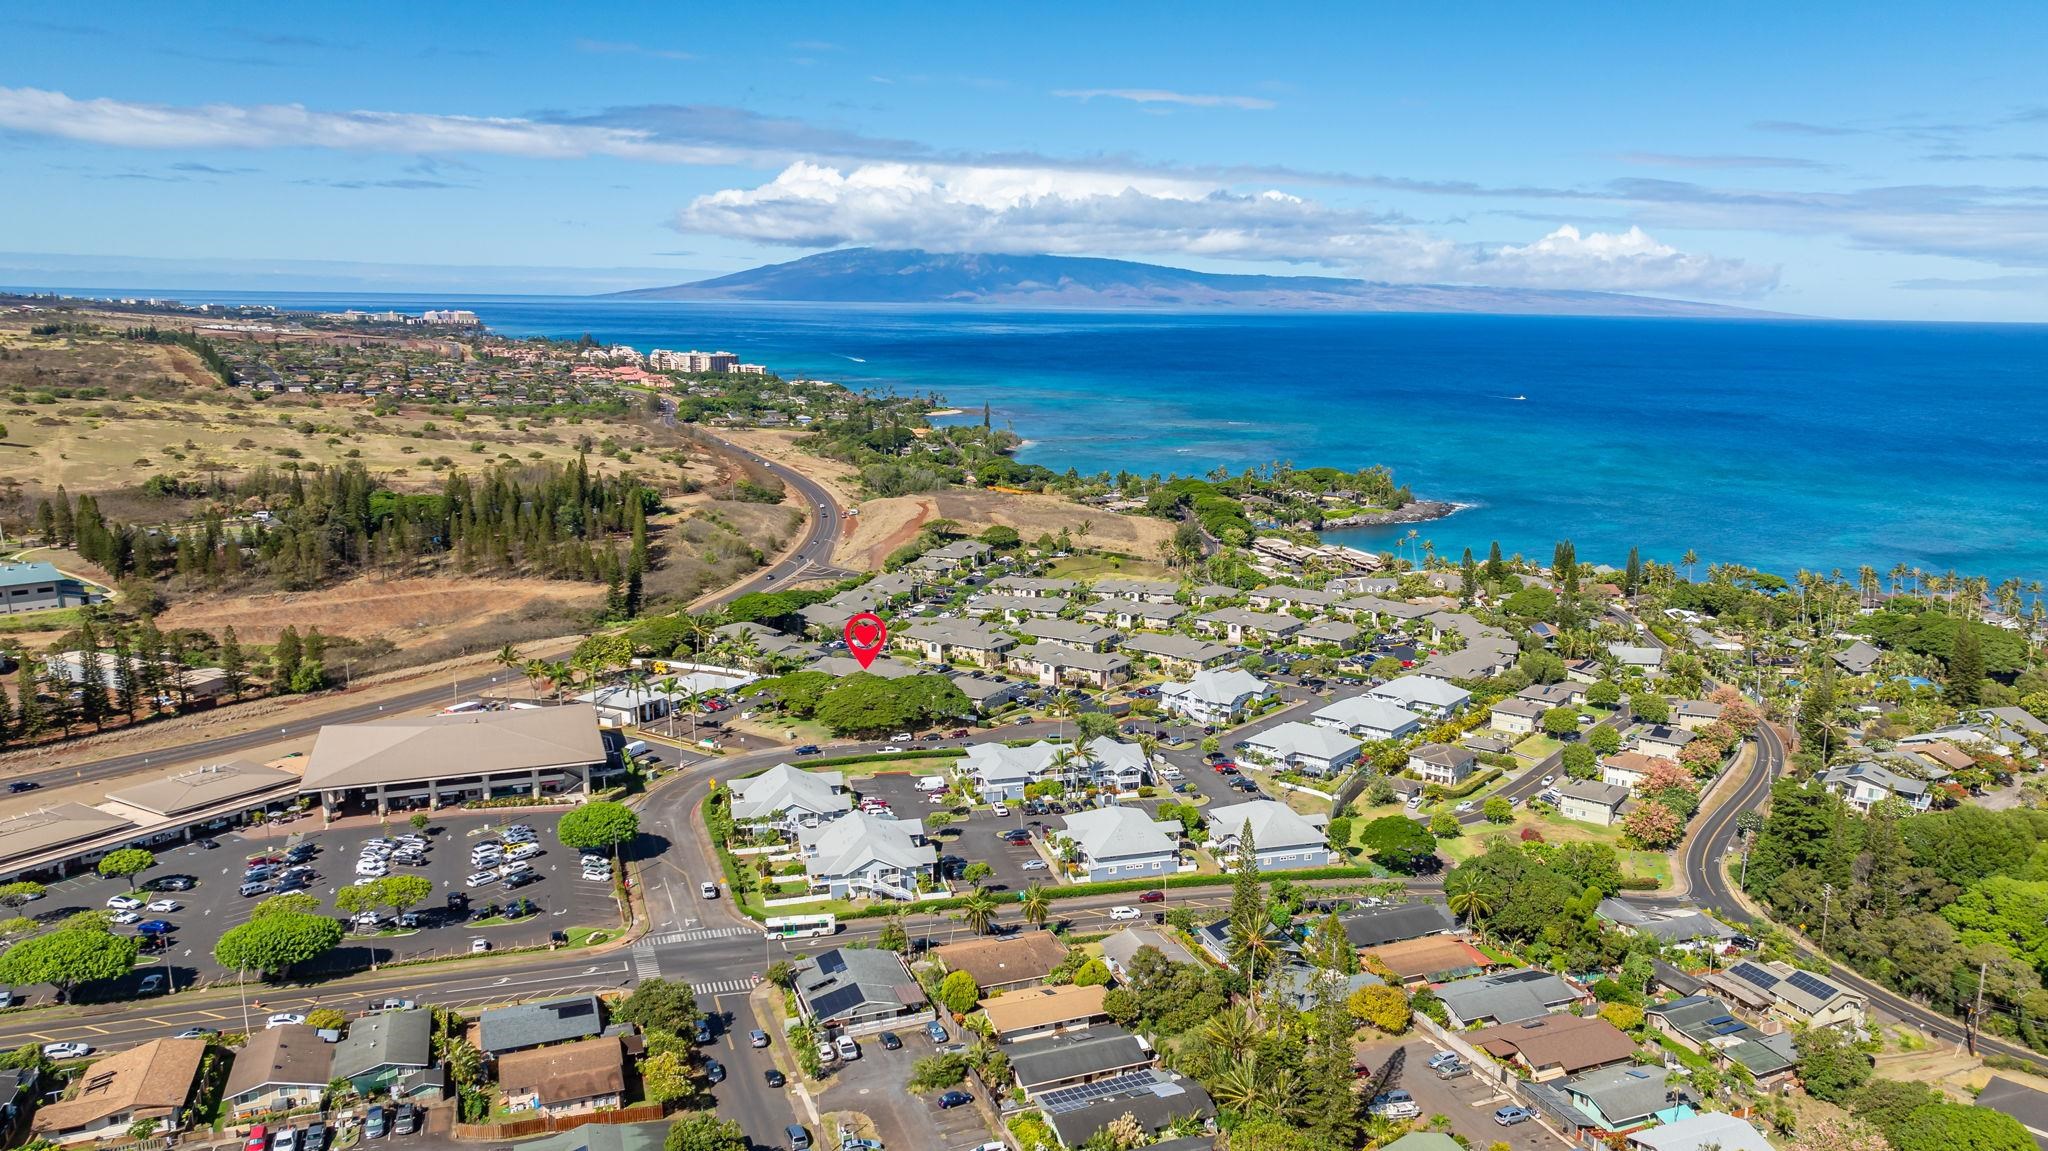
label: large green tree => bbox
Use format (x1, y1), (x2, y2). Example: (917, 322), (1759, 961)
(1948, 620), (1987, 705)
(1890, 1103), (2032, 1151)
(0, 926), (139, 1001)
(557, 800), (640, 857)
(813, 674), (971, 737)
(213, 912), (343, 979)
(1358, 815), (1437, 874)
(613, 978), (701, 1037)
(664, 1111), (749, 1151)
(95, 848), (155, 888)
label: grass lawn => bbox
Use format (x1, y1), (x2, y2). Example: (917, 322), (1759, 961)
(0, 606), (84, 634)
(1512, 734), (1565, 761)
(1275, 787), (1333, 818)
(1434, 808), (1672, 887)
(835, 755), (962, 779)
(1046, 552), (1172, 580)
(562, 925), (616, 948)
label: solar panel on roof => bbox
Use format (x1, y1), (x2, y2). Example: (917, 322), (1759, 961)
(1786, 970), (1840, 1000)
(806, 985), (867, 1021)
(1711, 1021), (1747, 1036)
(1039, 1070), (1161, 1115)
(1704, 1014), (1736, 1026)
(817, 951), (848, 975)
(1728, 962), (1779, 989)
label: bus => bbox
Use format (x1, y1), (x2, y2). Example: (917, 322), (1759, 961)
(764, 914), (838, 940)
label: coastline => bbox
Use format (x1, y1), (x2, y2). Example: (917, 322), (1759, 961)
(1317, 498), (1464, 530)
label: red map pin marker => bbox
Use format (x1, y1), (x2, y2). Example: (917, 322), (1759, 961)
(844, 612), (888, 670)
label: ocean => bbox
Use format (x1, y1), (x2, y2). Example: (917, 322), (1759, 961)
(28, 288), (2048, 585)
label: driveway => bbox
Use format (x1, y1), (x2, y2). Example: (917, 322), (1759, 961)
(853, 773), (1043, 894)
(1353, 1037), (1567, 1151)
(818, 1034), (998, 1151)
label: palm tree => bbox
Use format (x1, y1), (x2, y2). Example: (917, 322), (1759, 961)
(1227, 911), (1285, 1004)
(959, 887), (999, 936)
(1445, 878), (1498, 936)
(520, 658), (550, 701)
(656, 676), (682, 736)
(1021, 884), (1050, 930)
(1200, 1004), (1261, 1062)
(1207, 1056), (1265, 1113)
(495, 643), (522, 693)
(1681, 548), (1699, 583)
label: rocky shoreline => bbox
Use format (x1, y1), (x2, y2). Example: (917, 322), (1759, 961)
(1318, 498), (1464, 529)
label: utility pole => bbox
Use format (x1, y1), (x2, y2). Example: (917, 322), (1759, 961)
(1820, 882), (1834, 951)
(1970, 959), (1988, 1056)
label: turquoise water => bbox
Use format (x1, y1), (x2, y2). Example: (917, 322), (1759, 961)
(31, 289), (2048, 583)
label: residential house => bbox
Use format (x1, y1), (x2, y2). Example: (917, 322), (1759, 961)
(793, 948), (930, 1034)
(1419, 642), (1520, 682)
(1312, 695), (1422, 741)
(1195, 607), (1303, 644)
(1118, 633), (1234, 675)
(1645, 996), (1798, 1087)
(1471, 1013), (1637, 1081)
(1833, 640), (1883, 675)
(1916, 740), (1977, 774)
(991, 576), (1080, 597)
(1204, 800), (1332, 871)
(1637, 725), (1697, 760)
(1564, 659), (1602, 684)
(1337, 595), (1432, 625)
(1363, 935), (1489, 985)
(1624, 1112), (1775, 1151)
(948, 672), (1028, 714)
(1671, 700), (1724, 731)
(969, 593), (1070, 621)
(1596, 898), (1736, 949)
(1408, 743), (1477, 786)
(1273, 964), (1382, 1012)
(1559, 1065), (1691, 1130)
(1060, 807), (1183, 882)
(1083, 736), (1152, 793)
(1521, 682), (1590, 708)
(1981, 706), (2048, 742)
(1018, 618), (1119, 652)
(1554, 780), (1630, 827)
(807, 654), (922, 680)
(1607, 643), (1665, 674)
(1709, 960), (1866, 1031)
(1093, 578), (1179, 603)
(1295, 620), (1362, 649)
(1489, 697), (1547, 736)
(964, 740), (1066, 802)
(728, 764), (851, 832)
(1238, 721), (1362, 777)
(980, 984), (1109, 1043)
(712, 621), (814, 670)
(932, 932), (1071, 993)
(1601, 751), (1674, 792)
(798, 811), (937, 900)
(1083, 598), (1187, 630)
(898, 622), (1017, 668)
(497, 1036), (627, 1116)
(224, 1024), (333, 1120)
(1248, 585), (1344, 611)
(1160, 668), (1273, 725)
(1008, 644), (1132, 690)
(1818, 761), (1934, 812)
(1437, 968), (1581, 1027)
(1368, 675), (1471, 718)
(924, 539), (993, 569)
(1009, 1026), (1155, 1099)
(480, 994), (606, 1056)
(332, 1009), (433, 1096)
(1334, 902), (1457, 949)
(31, 1038), (206, 1144)
(1042, 1073), (1213, 1149)
(1100, 926), (1195, 978)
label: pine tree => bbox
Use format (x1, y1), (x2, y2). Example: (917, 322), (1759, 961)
(1228, 820), (1264, 929)
(13, 667), (43, 742)
(220, 626), (247, 699)
(52, 486), (73, 546)
(1485, 540), (1506, 584)
(272, 626), (303, 694)
(1949, 619), (1986, 705)
(1624, 546), (1643, 595)
(1459, 547), (1477, 602)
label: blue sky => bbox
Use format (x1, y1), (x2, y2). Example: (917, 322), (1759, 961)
(2, 3), (2045, 318)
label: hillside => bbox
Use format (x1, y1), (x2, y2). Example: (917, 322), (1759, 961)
(608, 248), (1776, 317)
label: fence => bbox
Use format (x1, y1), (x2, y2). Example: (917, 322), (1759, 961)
(452, 1102), (665, 1140)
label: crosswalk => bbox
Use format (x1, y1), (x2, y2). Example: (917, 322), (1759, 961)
(639, 926), (755, 947)
(631, 943), (663, 981)
(693, 978), (756, 997)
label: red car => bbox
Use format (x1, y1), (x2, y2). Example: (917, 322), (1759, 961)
(1212, 762), (1238, 774)
(245, 1125), (268, 1151)
(1137, 890), (1165, 904)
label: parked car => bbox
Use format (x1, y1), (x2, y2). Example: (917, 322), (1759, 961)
(1426, 1051), (1461, 1069)
(1435, 1061), (1471, 1080)
(42, 1042), (90, 1059)
(1493, 1106), (1536, 1126)
(750, 1029), (770, 1048)
(1371, 1091), (1420, 1119)
(765, 1068), (786, 1088)
(245, 1125), (269, 1151)
(145, 875), (196, 892)
(937, 1090), (974, 1109)
(835, 1035), (860, 1061)
(817, 1041), (837, 1064)
(106, 894), (143, 911)
(879, 1031), (902, 1051)
(465, 870), (500, 887)
(704, 1059), (726, 1084)
(1021, 860), (1047, 871)
(926, 1021), (949, 1044)
(175, 1027), (218, 1039)
(364, 1105), (386, 1139)
(144, 898), (181, 913)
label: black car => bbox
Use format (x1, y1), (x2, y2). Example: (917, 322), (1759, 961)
(505, 899), (536, 919)
(145, 875), (196, 892)
(446, 892), (469, 912)
(879, 1032), (902, 1051)
(197, 838), (219, 850)
(764, 1068), (786, 1088)
(6, 781), (38, 794)
(704, 1059), (726, 1084)
(503, 873), (538, 891)
(470, 903), (500, 922)
(793, 745), (821, 756)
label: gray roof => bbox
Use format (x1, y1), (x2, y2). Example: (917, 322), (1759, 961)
(1251, 584), (1343, 607)
(106, 760), (297, 817)
(1008, 1025), (1152, 1092)
(1205, 800), (1328, 852)
(730, 764), (850, 822)
(1646, 995), (1794, 1077)
(798, 811), (936, 877)
(1336, 902), (1457, 948)
(304, 704), (606, 791)
(1062, 807), (1181, 862)
(1100, 926), (1195, 971)
(1369, 675), (1471, 710)
(479, 994), (606, 1054)
(1491, 698), (1548, 719)
(1012, 644), (1130, 674)
(1557, 780), (1630, 808)
(807, 655), (921, 680)
(795, 947), (925, 1023)
(1118, 633), (1233, 663)
(1834, 639), (1883, 673)
(1436, 968), (1577, 1024)
(1624, 1112), (1775, 1151)
(1985, 706), (2048, 738)
(1242, 721), (1359, 762)
(1197, 607), (1302, 634)
(1018, 618), (1119, 647)
(1820, 760), (1930, 800)
(1976, 1076), (2048, 1151)
(1043, 1074), (1214, 1148)
(1565, 1064), (1683, 1127)
(224, 1024), (334, 1099)
(1595, 898), (1734, 944)
(1162, 668), (1270, 708)
(1313, 695), (1423, 735)
(331, 1008), (432, 1081)
(1093, 578), (1178, 598)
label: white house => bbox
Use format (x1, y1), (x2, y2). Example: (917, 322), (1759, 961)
(1489, 697), (1546, 736)
(962, 741), (1067, 803)
(1367, 675), (1471, 719)
(1060, 808), (1182, 882)
(1311, 696), (1421, 742)
(1160, 668), (1273, 726)
(1083, 737), (1151, 793)
(1554, 779), (1630, 826)
(1599, 751), (1673, 792)
(1637, 725), (1697, 760)
(1818, 761), (1934, 812)
(798, 811), (937, 900)
(1607, 643), (1664, 674)
(1407, 743), (1477, 786)
(1239, 721), (1362, 777)
(1672, 700), (1724, 731)
(1205, 800), (1332, 871)
(728, 764), (851, 832)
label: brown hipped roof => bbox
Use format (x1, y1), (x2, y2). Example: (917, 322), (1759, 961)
(1365, 935), (1489, 980)
(1471, 1014), (1637, 1075)
(932, 932), (1070, 988)
(33, 1038), (206, 1134)
(979, 984), (1107, 1035)
(302, 704), (606, 790)
(495, 1036), (626, 1105)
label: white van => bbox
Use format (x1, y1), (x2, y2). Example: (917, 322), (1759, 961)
(622, 739), (650, 759)
(915, 776), (948, 793)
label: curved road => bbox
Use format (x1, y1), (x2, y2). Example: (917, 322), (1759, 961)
(5, 428), (844, 793)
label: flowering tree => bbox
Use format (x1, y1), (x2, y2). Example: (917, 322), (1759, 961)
(1709, 686), (1763, 733)
(1699, 720), (1740, 751)
(1640, 758), (1696, 795)
(1679, 738), (1725, 775)
(1622, 800), (1683, 849)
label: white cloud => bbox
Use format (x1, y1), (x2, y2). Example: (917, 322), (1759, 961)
(1053, 88), (1276, 110)
(678, 163), (1778, 295)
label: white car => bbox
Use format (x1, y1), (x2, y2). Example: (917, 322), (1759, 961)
(1541, 775), (1556, 786)
(1021, 860), (1048, 871)
(355, 861), (388, 877)
(471, 938), (491, 953)
(145, 899), (181, 913)
(266, 1012), (307, 1028)
(507, 843), (541, 862)
(991, 803), (1010, 817)
(880, 745), (905, 754)
(111, 910), (140, 925)
(1108, 905), (1140, 921)
(41, 1042), (90, 1059)
(890, 732), (914, 742)
(106, 895), (143, 911)
(465, 870), (501, 887)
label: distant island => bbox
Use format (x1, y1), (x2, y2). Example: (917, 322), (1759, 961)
(609, 248), (1778, 318)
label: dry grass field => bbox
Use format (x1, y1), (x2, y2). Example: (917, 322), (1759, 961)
(839, 488), (1174, 570)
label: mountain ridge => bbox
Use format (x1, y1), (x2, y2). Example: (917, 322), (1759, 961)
(606, 248), (1781, 318)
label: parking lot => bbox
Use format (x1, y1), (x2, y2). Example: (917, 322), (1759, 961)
(850, 773), (1051, 895)
(24, 807), (626, 1000)
(817, 1027), (998, 1151)
(1352, 1037), (1567, 1151)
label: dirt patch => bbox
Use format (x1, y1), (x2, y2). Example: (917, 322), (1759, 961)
(841, 489), (1174, 570)
(160, 574), (600, 645)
